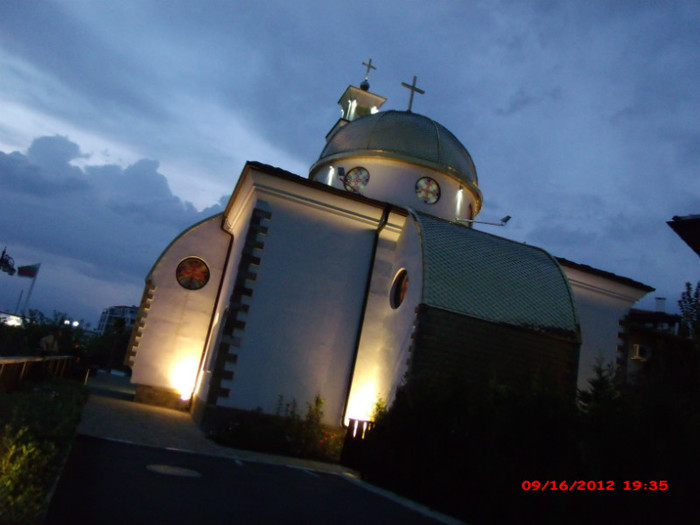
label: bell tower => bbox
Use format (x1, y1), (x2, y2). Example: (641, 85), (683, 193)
(325, 58), (387, 140)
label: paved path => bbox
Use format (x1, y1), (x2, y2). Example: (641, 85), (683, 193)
(47, 435), (454, 524)
(46, 371), (463, 524)
(76, 371), (358, 473)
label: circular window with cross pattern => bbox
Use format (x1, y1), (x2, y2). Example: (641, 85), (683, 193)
(415, 176), (440, 204)
(343, 167), (370, 193)
(175, 257), (210, 290)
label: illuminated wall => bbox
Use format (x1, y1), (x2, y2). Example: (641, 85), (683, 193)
(129, 215), (231, 402)
(202, 166), (392, 425)
(312, 156), (480, 223)
(345, 212), (423, 424)
(559, 262), (651, 391)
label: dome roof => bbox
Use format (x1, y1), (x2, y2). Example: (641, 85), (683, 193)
(310, 110), (478, 187)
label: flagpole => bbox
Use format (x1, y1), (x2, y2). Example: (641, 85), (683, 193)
(21, 264), (41, 313)
(15, 290), (23, 314)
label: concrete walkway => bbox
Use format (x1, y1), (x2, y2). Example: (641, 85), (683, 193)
(57, 370), (463, 525)
(79, 370), (358, 475)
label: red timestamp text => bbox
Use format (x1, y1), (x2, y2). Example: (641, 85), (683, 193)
(522, 480), (669, 492)
(522, 480), (615, 491)
(623, 480), (668, 491)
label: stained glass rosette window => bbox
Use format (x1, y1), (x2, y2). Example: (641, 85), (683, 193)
(176, 257), (210, 290)
(415, 176), (440, 204)
(343, 167), (370, 193)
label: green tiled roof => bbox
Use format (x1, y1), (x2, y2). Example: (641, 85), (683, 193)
(417, 213), (578, 336)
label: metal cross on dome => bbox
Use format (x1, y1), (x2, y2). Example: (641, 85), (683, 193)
(401, 75), (425, 112)
(362, 58), (376, 80)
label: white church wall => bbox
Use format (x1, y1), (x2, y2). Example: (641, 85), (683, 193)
(194, 175), (259, 405)
(214, 171), (388, 425)
(562, 266), (650, 391)
(130, 215), (231, 400)
(346, 212), (424, 423)
(389, 215), (425, 393)
(314, 156), (479, 223)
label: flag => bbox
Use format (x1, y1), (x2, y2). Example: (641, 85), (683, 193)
(18, 264), (40, 279)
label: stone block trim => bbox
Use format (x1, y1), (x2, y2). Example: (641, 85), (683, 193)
(208, 206), (272, 404)
(125, 278), (155, 367)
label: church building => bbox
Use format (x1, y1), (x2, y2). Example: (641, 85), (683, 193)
(127, 64), (651, 428)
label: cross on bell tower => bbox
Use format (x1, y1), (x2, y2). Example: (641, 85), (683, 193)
(326, 59), (387, 139)
(401, 75), (425, 112)
(361, 58), (376, 91)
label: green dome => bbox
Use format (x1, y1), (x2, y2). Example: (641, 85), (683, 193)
(310, 110), (478, 187)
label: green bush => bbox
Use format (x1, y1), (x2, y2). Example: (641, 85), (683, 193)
(211, 394), (344, 462)
(0, 379), (87, 524)
(358, 363), (699, 524)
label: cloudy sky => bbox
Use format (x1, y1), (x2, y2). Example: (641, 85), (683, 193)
(1, 0), (698, 327)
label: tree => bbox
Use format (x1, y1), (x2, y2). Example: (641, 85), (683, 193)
(678, 281), (700, 341)
(83, 318), (131, 372)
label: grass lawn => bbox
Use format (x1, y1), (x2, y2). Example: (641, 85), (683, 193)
(0, 378), (87, 525)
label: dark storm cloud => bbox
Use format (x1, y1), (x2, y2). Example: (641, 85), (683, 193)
(0, 136), (224, 284)
(0, 0), (698, 321)
(0, 143), (89, 196)
(0, 1), (166, 122)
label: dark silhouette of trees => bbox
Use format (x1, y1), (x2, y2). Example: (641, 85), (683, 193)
(679, 280), (700, 341)
(355, 350), (699, 524)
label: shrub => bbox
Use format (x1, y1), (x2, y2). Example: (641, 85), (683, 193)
(0, 379), (87, 524)
(211, 394), (344, 462)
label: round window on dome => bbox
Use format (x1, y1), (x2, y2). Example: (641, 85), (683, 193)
(415, 177), (440, 204)
(390, 269), (409, 309)
(343, 167), (370, 193)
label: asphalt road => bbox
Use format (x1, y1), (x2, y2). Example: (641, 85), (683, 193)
(46, 435), (453, 525)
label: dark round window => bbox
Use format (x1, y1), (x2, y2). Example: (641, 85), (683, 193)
(390, 269), (409, 309)
(176, 257), (210, 290)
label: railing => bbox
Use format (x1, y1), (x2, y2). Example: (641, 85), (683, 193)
(0, 355), (82, 392)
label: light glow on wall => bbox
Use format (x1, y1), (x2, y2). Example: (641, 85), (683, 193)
(456, 186), (463, 218)
(326, 166), (335, 186)
(345, 380), (378, 426)
(346, 99), (358, 120)
(170, 356), (199, 401)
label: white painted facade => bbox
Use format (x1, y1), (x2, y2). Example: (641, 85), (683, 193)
(216, 169), (384, 422)
(130, 215), (231, 396)
(560, 262), (652, 390)
(130, 164), (424, 425)
(310, 158), (479, 223)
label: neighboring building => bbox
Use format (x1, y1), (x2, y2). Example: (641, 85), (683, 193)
(0, 311), (23, 327)
(97, 305), (138, 335)
(557, 259), (654, 391)
(617, 300), (695, 385)
(127, 68), (652, 430)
